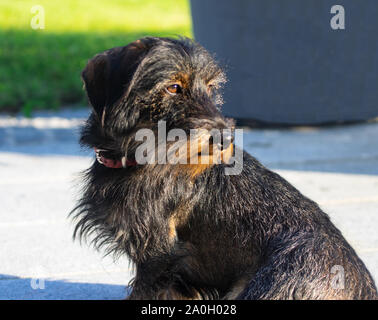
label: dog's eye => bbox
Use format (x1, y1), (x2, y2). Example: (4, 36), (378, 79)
(165, 84), (182, 95)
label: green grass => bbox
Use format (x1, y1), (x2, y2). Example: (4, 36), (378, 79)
(0, 0), (192, 114)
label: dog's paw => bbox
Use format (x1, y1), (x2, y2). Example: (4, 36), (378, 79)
(156, 286), (203, 300)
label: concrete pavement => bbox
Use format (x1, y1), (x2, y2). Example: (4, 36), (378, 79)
(0, 108), (377, 299)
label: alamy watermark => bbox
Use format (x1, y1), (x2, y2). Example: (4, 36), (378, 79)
(30, 266), (46, 290)
(30, 5), (45, 30)
(330, 265), (345, 290)
(330, 5), (345, 30)
(132, 121), (243, 175)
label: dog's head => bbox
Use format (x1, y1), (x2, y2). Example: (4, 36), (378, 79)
(81, 37), (234, 171)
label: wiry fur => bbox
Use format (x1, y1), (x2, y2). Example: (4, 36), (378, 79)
(71, 37), (377, 300)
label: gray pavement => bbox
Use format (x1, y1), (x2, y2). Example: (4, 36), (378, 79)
(0, 108), (377, 299)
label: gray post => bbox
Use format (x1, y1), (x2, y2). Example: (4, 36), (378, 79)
(190, 0), (378, 125)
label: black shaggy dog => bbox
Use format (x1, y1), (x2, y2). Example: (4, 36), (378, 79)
(72, 37), (377, 300)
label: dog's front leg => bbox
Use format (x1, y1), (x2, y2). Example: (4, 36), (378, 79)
(127, 244), (217, 300)
(128, 279), (204, 300)
(127, 264), (203, 300)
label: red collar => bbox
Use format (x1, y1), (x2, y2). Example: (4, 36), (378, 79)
(94, 148), (137, 168)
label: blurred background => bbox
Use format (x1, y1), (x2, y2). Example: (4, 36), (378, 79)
(0, 0), (377, 299)
(0, 0), (191, 115)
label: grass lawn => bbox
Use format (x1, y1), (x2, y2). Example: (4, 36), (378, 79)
(0, 0), (192, 115)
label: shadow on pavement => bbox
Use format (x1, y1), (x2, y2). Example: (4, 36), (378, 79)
(0, 109), (89, 157)
(0, 274), (130, 300)
(1, 109), (378, 175)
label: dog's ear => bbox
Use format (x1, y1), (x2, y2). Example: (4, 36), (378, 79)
(81, 39), (152, 118)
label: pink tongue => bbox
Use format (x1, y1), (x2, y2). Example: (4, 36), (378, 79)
(101, 157), (123, 168)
